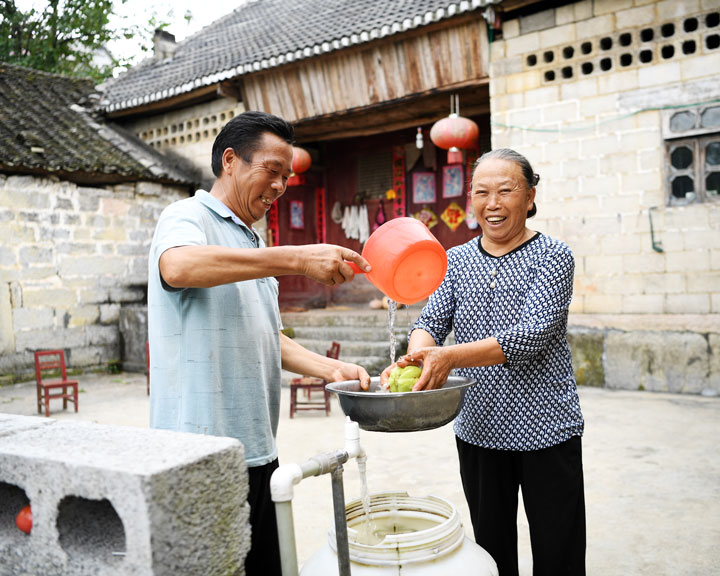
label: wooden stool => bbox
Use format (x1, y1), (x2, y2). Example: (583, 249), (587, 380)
(289, 341), (340, 418)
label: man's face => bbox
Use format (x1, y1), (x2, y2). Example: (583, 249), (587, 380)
(226, 132), (293, 226)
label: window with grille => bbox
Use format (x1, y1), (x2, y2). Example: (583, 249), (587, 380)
(356, 150), (392, 201)
(663, 104), (720, 206)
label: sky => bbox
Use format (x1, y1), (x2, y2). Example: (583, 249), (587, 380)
(15, 0), (244, 71)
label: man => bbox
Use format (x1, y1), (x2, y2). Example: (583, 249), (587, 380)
(148, 110), (371, 575)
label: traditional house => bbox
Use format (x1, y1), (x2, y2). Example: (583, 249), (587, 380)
(101, 0), (719, 393)
(0, 63), (197, 380)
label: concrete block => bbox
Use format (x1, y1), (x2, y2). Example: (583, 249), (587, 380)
(665, 206), (709, 231)
(502, 19), (519, 40)
(520, 9), (556, 35)
(710, 334), (720, 388)
(522, 85), (561, 106)
(580, 94), (617, 117)
(642, 273), (686, 294)
(555, 3), (577, 26)
(593, 0), (632, 15)
(539, 23), (576, 49)
(59, 255), (126, 279)
(542, 100), (579, 123)
(576, 15), (614, 39)
(583, 293), (622, 314)
(681, 53), (720, 83)
(619, 129), (662, 152)
(23, 288), (77, 309)
(505, 33), (540, 58)
(604, 331), (709, 393)
(666, 294), (711, 314)
(0, 415), (249, 576)
(711, 249), (720, 271)
(119, 305), (148, 374)
(66, 305), (100, 328)
(657, 0), (700, 20)
(567, 329), (604, 387)
(614, 4), (655, 27)
(599, 152), (637, 175)
(0, 284), (14, 355)
(621, 293), (664, 313)
(601, 234), (641, 256)
(597, 69), (639, 95)
(14, 327), (86, 353)
(12, 307), (55, 331)
(560, 78), (599, 101)
(622, 254), (667, 275)
(666, 250), (710, 273)
(506, 71), (541, 93)
(99, 304), (120, 325)
(638, 62), (682, 88)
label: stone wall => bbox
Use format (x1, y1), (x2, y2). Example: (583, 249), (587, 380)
(0, 175), (188, 381)
(489, 0), (720, 316)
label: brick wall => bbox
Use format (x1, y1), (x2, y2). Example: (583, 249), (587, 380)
(0, 175), (187, 381)
(490, 0), (720, 316)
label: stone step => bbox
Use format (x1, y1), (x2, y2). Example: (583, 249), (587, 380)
(293, 338), (406, 360)
(290, 323), (410, 339)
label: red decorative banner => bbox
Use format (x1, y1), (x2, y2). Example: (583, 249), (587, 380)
(267, 202), (280, 246)
(391, 145), (406, 218)
(315, 187), (326, 243)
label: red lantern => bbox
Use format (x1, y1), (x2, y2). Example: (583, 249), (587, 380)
(288, 147), (312, 186)
(291, 147), (311, 174)
(430, 95), (479, 164)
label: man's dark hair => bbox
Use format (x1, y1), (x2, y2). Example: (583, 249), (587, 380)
(211, 111), (295, 177)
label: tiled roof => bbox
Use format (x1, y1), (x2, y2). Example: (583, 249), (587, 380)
(0, 63), (197, 186)
(102, 0), (498, 113)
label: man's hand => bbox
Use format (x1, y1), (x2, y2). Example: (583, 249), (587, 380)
(329, 361), (371, 391)
(298, 244), (370, 286)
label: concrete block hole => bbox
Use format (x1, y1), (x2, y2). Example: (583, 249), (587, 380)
(0, 481), (30, 542)
(57, 496), (126, 564)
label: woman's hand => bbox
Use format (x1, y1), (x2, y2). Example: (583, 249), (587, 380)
(402, 346), (453, 391)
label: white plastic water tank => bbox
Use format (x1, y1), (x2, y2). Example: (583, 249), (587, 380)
(301, 492), (498, 576)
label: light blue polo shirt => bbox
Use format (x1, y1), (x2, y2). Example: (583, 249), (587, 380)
(148, 190), (283, 467)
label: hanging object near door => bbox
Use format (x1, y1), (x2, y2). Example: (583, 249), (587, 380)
(441, 201), (466, 232)
(373, 202), (386, 231)
(430, 95), (479, 165)
(316, 187), (327, 243)
(288, 146), (312, 186)
(391, 146), (406, 217)
(412, 206), (438, 229)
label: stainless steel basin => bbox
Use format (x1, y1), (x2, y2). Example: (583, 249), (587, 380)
(325, 376), (475, 432)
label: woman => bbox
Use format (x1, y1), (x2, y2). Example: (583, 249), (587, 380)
(383, 148), (585, 575)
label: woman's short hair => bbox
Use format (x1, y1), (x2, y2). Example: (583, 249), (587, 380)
(211, 111), (295, 177)
(475, 148), (539, 218)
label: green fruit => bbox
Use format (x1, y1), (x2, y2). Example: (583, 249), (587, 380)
(388, 365), (422, 393)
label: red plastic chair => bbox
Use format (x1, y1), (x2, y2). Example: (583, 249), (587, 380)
(289, 341), (340, 418)
(34, 350), (79, 417)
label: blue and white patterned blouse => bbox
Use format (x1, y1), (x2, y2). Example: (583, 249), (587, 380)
(413, 233), (584, 451)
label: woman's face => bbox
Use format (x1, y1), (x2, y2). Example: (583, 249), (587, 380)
(470, 157), (536, 249)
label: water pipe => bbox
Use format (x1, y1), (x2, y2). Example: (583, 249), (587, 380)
(271, 417), (366, 576)
(648, 206), (664, 253)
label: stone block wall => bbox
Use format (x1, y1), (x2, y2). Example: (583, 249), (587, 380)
(0, 414), (249, 576)
(490, 0), (720, 316)
(0, 175), (188, 381)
